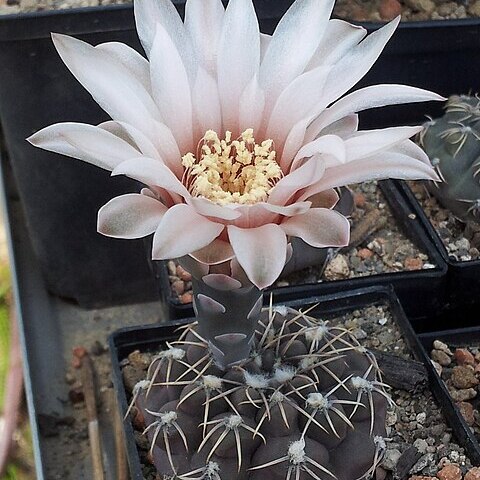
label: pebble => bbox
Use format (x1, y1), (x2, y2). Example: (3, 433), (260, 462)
(434, 340), (453, 356)
(176, 265), (192, 282)
(432, 360), (443, 376)
(465, 468), (480, 480)
(357, 248), (373, 260)
(450, 388), (477, 402)
(379, 0), (402, 20)
(451, 365), (479, 389)
(454, 348), (475, 366)
(180, 292), (193, 304)
(437, 465), (462, 480)
(457, 401), (475, 427)
(354, 192), (366, 208)
(431, 349), (452, 367)
(414, 438), (429, 454)
(382, 448), (402, 470)
(323, 254), (350, 280)
(171, 280), (185, 296)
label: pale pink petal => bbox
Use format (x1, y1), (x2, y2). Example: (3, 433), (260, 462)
(239, 74), (265, 134)
(97, 193), (167, 239)
(232, 203), (277, 229)
(320, 114), (359, 138)
(134, 0), (194, 75)
(262, 201), (312, 216)
(96, 42), (151, 92)
(151, 121), (183, 178)
(99, 121), (160, 160)
(189, 197), (241, 221)
(299, 152), (440, 200)
(260, 33), (271, 61)
(307, 84), (445, 142)
(390, 139), (431, 164)
(191, 239), (235, 265)
(51, 34), (161, 136)
(292, 135), (346, 170)
(281, 208), (350, 248)
(27, 122), (141, 171)
(152, 204), (224, 259)
(192, 68), (222, 140)
(150, 25), (193, 153)
(280, 116), (312, 171)
(307, 189), (339, 208)
(260, 0), (335, 108)
(266, 66), (331, 144)
(228, 224), (287, 289)
(345, 126), (423, 161)
(269, 155), (326, 206)
(185, 0), (224, 75)
(202, 274), (242, 291)
(217, 0), (260, 135)
(320, 18), (400, 108)
(112, 157), (190, 199)
(307, 19), (367, 70)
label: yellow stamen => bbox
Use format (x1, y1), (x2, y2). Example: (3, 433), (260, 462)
(181, 129), (282, 206)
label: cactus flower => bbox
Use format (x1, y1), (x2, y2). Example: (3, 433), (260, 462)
(28, 0), (443, 290)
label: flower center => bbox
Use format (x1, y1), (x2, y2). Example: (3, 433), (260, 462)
(182, 129), (282, 205)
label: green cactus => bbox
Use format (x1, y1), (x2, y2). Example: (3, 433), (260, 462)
(420, 94), (480, 223)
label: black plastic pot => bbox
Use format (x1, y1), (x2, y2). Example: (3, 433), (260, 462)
(109, 285), (480, 479)
(418, 325), (480, 463)
(397, 180), (480, 311)
(0, 1), (293, 308)
(157, 179), (447, 321)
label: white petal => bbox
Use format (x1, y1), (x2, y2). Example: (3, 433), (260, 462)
(239, 74), (265, 134)
(281, 208), (350, 247)
(390, 139), (431, 164)
(52, 34), (161, 136)
(262, 201), (312, 216)
(320, 114), (359, 138)
(98, 193), (167, 239)
(260, 33), (271, 61)
(151, 122), (183, 178)
(292, 135), (346, 170)
(307, 19), (367, 70)
(134, 0), (194, 75)
(307, 84), (445, 143)
(217, 0), (260, 135)
(185, 0), (224, 75)
(299, 152), (439, 200)
(150, 25), (193, 153)
(190, 197), (241, 221)
(112, 157), (190, 199)
(96, 42), (151, 93)
(345, 126), (423, 161)
(99, 121), (160, 160)
(260, 0), (335, 107)
(27, 122), (141, 171)
(192, 68), (222, 139)
(152, 204), (224, 259)
(266, 65), (331, 145)
(320, 18), (400, 107)
(228, 224), (287, 289)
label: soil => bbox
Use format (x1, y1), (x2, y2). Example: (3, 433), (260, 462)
(1, 0), (480, 21)
(119, 302), (475, 479)
(408, 181), (480, 262)
(429, 340), (480, 447)
(167, 181), (435, 306)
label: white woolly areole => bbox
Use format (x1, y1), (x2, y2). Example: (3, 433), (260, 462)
(306, 393), (329, 410)
(299, 355), (317, 370)
(274, 365), (296, 383)
(374, 436), (386, 451)
(133, 380), (150, 395)
(202, 375), (222, 390)
(270, 391), (285, 404)
(225, 415), (243, 429)
(205, 462), (220, 476)
(161, 347), (185, 360)
(244, 371), (270, 390)
(351, 376), (372, 391)
(304, 325), (329, 343)
(160, 411), (178, 425)
(288, 439), (306, 465)
(273, 305), (289, 317)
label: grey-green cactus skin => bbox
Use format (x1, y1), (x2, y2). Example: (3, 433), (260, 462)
(420, 94), (480, 223)
(131, 306), (390, 480)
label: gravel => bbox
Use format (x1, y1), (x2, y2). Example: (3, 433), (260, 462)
(408, 181), (480, 262)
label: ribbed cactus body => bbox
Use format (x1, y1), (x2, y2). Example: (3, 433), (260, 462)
(421, 94), (480, 223)
(133, 307), (390, 480)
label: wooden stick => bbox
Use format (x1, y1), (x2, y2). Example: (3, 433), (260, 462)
(80, 354), (105, 480)
(112, 392), (129, 480)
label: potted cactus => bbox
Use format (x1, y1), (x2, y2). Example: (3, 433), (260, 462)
(397, 94), (480, 309)
(27, 0), (445, 477)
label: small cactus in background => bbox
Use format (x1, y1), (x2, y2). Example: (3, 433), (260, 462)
(129, 305), (391, 480)
(420, 94), (480, 223)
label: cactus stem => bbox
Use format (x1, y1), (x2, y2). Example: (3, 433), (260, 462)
(124, 380), (150, 420)
(179, 461), (222, 480)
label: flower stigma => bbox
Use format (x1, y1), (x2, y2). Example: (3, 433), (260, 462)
(182, 129), (282, 205)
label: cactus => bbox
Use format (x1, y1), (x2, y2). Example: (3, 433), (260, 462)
(420, 94), (480, 223)
(129, 304), (391, 480)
